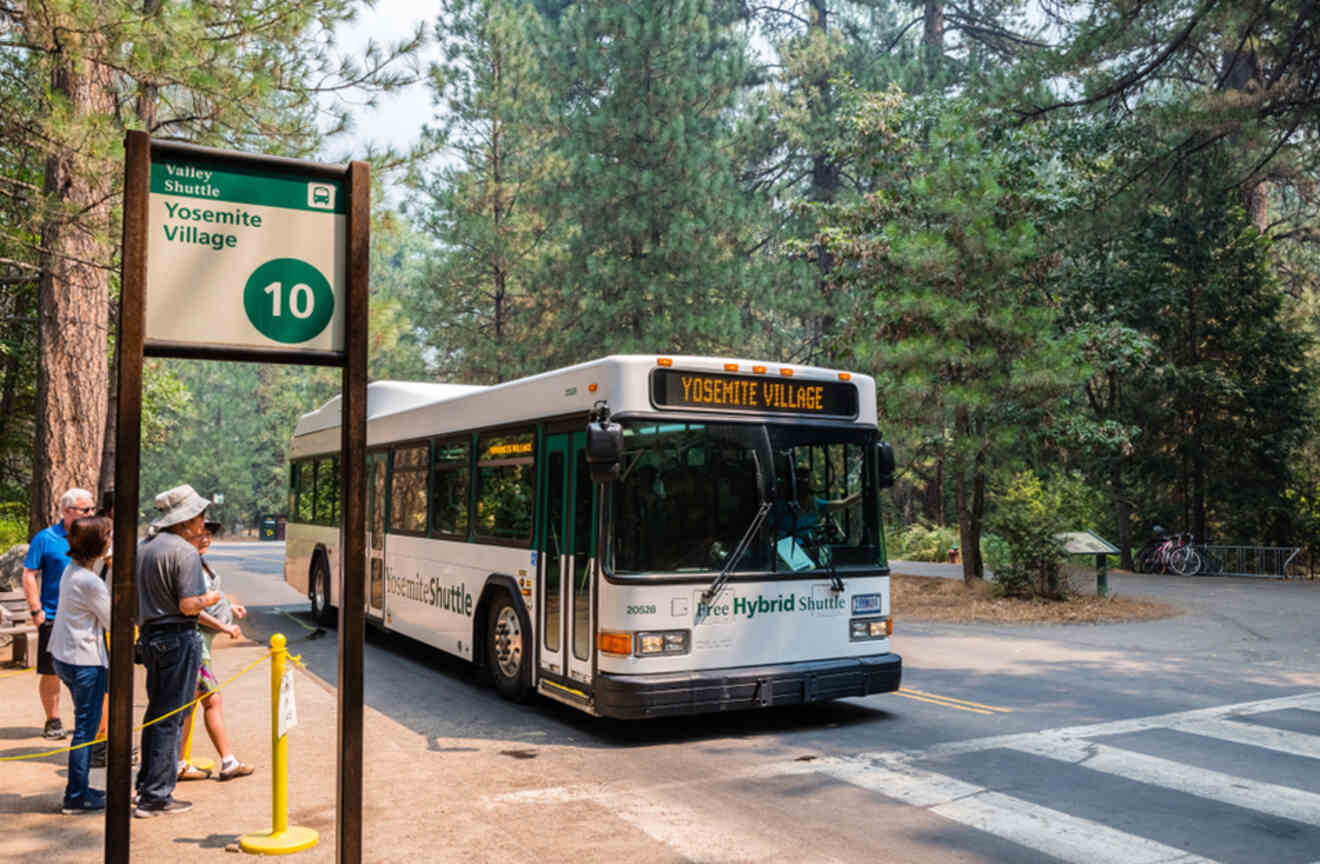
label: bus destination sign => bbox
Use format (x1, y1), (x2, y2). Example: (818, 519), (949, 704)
(652, 369), (858, 418)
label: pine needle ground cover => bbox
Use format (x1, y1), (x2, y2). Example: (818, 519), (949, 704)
(891, 568), (1179, 625)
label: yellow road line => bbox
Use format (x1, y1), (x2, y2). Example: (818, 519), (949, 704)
(900, 687), (1013, 713)
(896, 690), (994, 715)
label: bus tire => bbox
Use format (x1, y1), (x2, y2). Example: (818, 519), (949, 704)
(488, 592), (531, 702)
(310, 556), (335, 628)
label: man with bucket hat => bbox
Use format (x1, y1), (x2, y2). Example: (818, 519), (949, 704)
(133, 484), (221, 817)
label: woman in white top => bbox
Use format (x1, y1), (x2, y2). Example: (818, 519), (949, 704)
(49, 515), (113, 814)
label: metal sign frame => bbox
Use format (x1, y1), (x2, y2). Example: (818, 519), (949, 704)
(109, 131), (367, 864)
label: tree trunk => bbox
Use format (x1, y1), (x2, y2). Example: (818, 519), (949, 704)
(97, 304), (118, 498)
(1112, 457), (1133, 570)
(921, 453), (944, 525)
(922, 2), (944, 90)
(30, 41), (115, 535)
(954, 408), (983, 583)
(1219, 46), (1267, 229)
(99, 2), (162, 497)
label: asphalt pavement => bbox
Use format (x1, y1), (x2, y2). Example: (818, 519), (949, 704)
(2, 543), (1318, 863)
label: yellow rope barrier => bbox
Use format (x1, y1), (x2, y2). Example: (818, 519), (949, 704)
(0, 649), (272, 762)
(0, 666), (35, 679)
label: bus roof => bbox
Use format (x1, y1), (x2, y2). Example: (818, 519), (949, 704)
(291, 355), (876, 456)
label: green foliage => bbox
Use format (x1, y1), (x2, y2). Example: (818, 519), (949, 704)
(407, 0), (563, 383)
(534, 0), (766, 360)
(805, 88), (1087, 581)
(979, 531), (1011, 576)
(889, 521), (960, 562)
(0, 501), (28, 548)
(140, 362), (338, 532)
(987, 471), (1069, 599)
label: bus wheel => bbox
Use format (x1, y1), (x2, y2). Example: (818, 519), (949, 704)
(310, 557), (335, 628)
(488, 594), (530, 702)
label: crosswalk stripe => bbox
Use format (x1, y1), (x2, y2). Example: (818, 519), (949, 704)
(488, 693), (1320, 864)
(1171, 716), (1320, 761)
(817, 757), (1213, 864)
(488, 778), (846, 863)
(876, 691), (1320, 761)
(1008, 735), (1320, 827)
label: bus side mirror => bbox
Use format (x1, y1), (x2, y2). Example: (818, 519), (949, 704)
(585, 421), (624, 484)
(877, 441), (895, 489)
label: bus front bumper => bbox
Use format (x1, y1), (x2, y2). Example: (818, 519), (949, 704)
(593, 652), (901, 720)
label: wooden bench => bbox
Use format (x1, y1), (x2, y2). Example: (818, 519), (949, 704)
(0, 589), (38, 667)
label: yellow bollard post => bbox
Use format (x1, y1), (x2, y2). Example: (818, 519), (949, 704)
(180, 703), (215, 774)
(239, 634), (318, 855)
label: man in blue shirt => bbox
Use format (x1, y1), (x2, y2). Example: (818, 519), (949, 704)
(22, 487), (96, 740)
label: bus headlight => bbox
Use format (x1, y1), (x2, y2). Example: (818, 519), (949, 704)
(850, 617), (891, 641)
(636, 629), (690, 656)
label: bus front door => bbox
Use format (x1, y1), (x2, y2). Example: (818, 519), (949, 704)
(539, 431), (596, 696)
(366, 450), (387, 622)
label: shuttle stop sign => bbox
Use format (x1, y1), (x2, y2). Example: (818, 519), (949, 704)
(145, 159), (346, 352)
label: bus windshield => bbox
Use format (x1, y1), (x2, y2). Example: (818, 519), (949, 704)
(611, 422), (883, 575)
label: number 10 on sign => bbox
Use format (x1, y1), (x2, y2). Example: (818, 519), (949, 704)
(243, 257), (335, 344)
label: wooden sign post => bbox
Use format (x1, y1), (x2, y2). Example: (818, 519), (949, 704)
(109, 131), (367, 864)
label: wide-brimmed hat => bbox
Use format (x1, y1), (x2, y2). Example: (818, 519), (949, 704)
(151, 484), (209, 529)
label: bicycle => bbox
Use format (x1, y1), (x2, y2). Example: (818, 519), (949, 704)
(1138, 531), (1201, 575)
(1167, 534), (1202, 575)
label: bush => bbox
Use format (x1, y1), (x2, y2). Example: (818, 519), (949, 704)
(890, 521), (960, 562)
(0, 502), (27, 549)
(980, 531), (1011, 575)
(987, 471), (1069, 599)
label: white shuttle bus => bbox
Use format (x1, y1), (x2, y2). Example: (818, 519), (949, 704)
(284, 355), (900, 718)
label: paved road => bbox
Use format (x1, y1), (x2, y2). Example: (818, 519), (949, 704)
(115, 544), (1320, 861)
(218, 543), (1320, 863)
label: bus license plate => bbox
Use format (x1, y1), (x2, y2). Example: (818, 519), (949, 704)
(852, 593), (883, 614)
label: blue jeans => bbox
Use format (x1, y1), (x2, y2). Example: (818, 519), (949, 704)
(135, 628), (201, 806)
(53, 659), (107, 806)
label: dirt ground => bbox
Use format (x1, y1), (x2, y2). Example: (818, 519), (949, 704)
(890, 566), (1181, 625)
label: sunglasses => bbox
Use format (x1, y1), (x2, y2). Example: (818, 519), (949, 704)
(67, 506), (96, 514)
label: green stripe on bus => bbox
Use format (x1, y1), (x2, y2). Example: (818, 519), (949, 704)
(150, 160), (346, 213)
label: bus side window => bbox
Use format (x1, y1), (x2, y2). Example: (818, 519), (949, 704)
(431, 438), (470, 538)
(296, 459), (315, 524)
(289, 462), (299, 519)
(474, 429), (535, 544)
(389, 443), (429, 534)
(316, 456), (338, 525)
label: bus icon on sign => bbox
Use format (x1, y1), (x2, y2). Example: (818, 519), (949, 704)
(308, 183), (335, 209)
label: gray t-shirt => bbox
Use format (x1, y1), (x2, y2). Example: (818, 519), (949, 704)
(135, 532), (206, 626)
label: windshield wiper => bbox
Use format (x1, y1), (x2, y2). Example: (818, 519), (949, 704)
(702, 500), (771, 607)
(828, 560), (844, 592)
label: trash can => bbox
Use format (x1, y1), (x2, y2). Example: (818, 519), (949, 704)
(261, 517), (278, 540)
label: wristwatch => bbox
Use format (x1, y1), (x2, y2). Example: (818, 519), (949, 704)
(30, 608), (41, 616)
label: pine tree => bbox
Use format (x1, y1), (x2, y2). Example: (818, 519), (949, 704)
(408, 0), (562, 383)
(0, 0), (421, 530)
(808, 90), (1085, 582)
(536, 0), (764, 360)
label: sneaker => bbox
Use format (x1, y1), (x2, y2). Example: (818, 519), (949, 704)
(133, 798), (192, 818)
(218, 761), (254, 781)
(177, 763), (212, 781)
(60, 790), (106, 814)
(42, 718), (69, 740)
